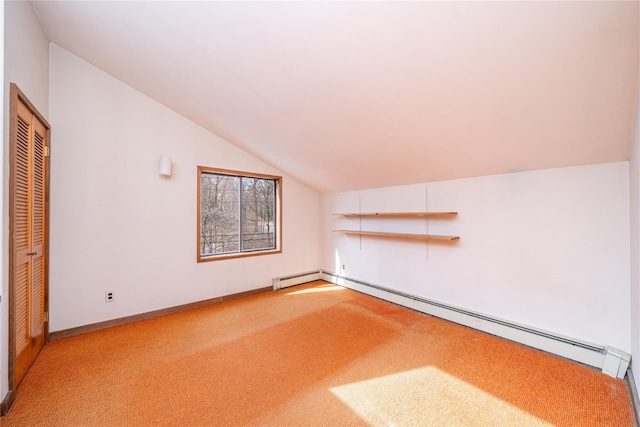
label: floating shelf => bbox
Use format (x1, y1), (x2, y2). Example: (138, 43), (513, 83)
(333, 230), (459, 241)
(332, 211), (457, 217)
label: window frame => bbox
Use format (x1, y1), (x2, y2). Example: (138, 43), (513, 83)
(197, 166), (282, 262)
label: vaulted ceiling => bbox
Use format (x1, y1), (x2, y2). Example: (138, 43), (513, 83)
(31, 1), (639, 193)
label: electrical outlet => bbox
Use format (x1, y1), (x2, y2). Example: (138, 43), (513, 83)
(342, 264), (346, 270)
(105, 291), (114, 302)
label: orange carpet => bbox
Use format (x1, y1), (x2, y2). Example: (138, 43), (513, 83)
(1, 280), (634, 426)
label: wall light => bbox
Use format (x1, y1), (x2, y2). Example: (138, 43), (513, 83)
(158, 156), (172, 177)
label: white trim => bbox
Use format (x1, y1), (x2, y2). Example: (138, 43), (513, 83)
(626, 368), (640, 425)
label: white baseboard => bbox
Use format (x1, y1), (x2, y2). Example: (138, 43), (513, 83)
(626, 368), (640, 425)
(320, 270), (630, 379)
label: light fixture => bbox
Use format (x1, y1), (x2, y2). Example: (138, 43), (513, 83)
(158, 156), (172, 177)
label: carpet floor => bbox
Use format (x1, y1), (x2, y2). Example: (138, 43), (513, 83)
(1, 280), (634, 426)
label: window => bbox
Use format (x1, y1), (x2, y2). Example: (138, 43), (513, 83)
(198, 166), (281, 262)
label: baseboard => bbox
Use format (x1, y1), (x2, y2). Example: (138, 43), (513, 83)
(321, 270), (631, 379)
(49, 286), (272, 341)
(627, 368), (640, 427)
(1, 390), (15, 417)
(272, 270), (323, 290)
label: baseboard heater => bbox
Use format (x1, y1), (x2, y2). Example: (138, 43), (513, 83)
(272, 270), (323, 290)
(315, 270), (630, 379)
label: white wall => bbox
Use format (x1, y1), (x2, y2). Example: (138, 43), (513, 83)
(630, 85), (640, 385)
(2, 0), (49, 402)
(48, 44), (321, 332)
(322, 163), (631, 351)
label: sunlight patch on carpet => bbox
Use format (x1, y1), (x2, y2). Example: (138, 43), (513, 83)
(285, 285), (345, 295)
(330, 366), (553, 426)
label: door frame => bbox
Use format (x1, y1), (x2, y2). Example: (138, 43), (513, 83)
(7, 83), (51, 393)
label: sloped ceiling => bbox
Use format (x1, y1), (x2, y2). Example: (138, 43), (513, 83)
(31, 1), (639, 193)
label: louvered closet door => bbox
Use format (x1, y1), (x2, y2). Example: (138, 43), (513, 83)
(13, 97), (47, 386)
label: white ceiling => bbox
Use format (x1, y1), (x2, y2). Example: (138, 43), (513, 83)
(31, 1), (639, 193)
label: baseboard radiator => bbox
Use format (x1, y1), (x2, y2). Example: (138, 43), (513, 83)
(272, 270), (323, 290)
(315, 270), (630, 379)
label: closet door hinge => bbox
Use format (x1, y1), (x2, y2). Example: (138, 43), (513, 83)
(44, 146), (50, 157)
(44, 311), (49, 323)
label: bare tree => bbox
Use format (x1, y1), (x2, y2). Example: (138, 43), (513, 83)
(201, 174), (239, 254)
(242, 178), (275, 250)
(201, 173), (276, 255)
